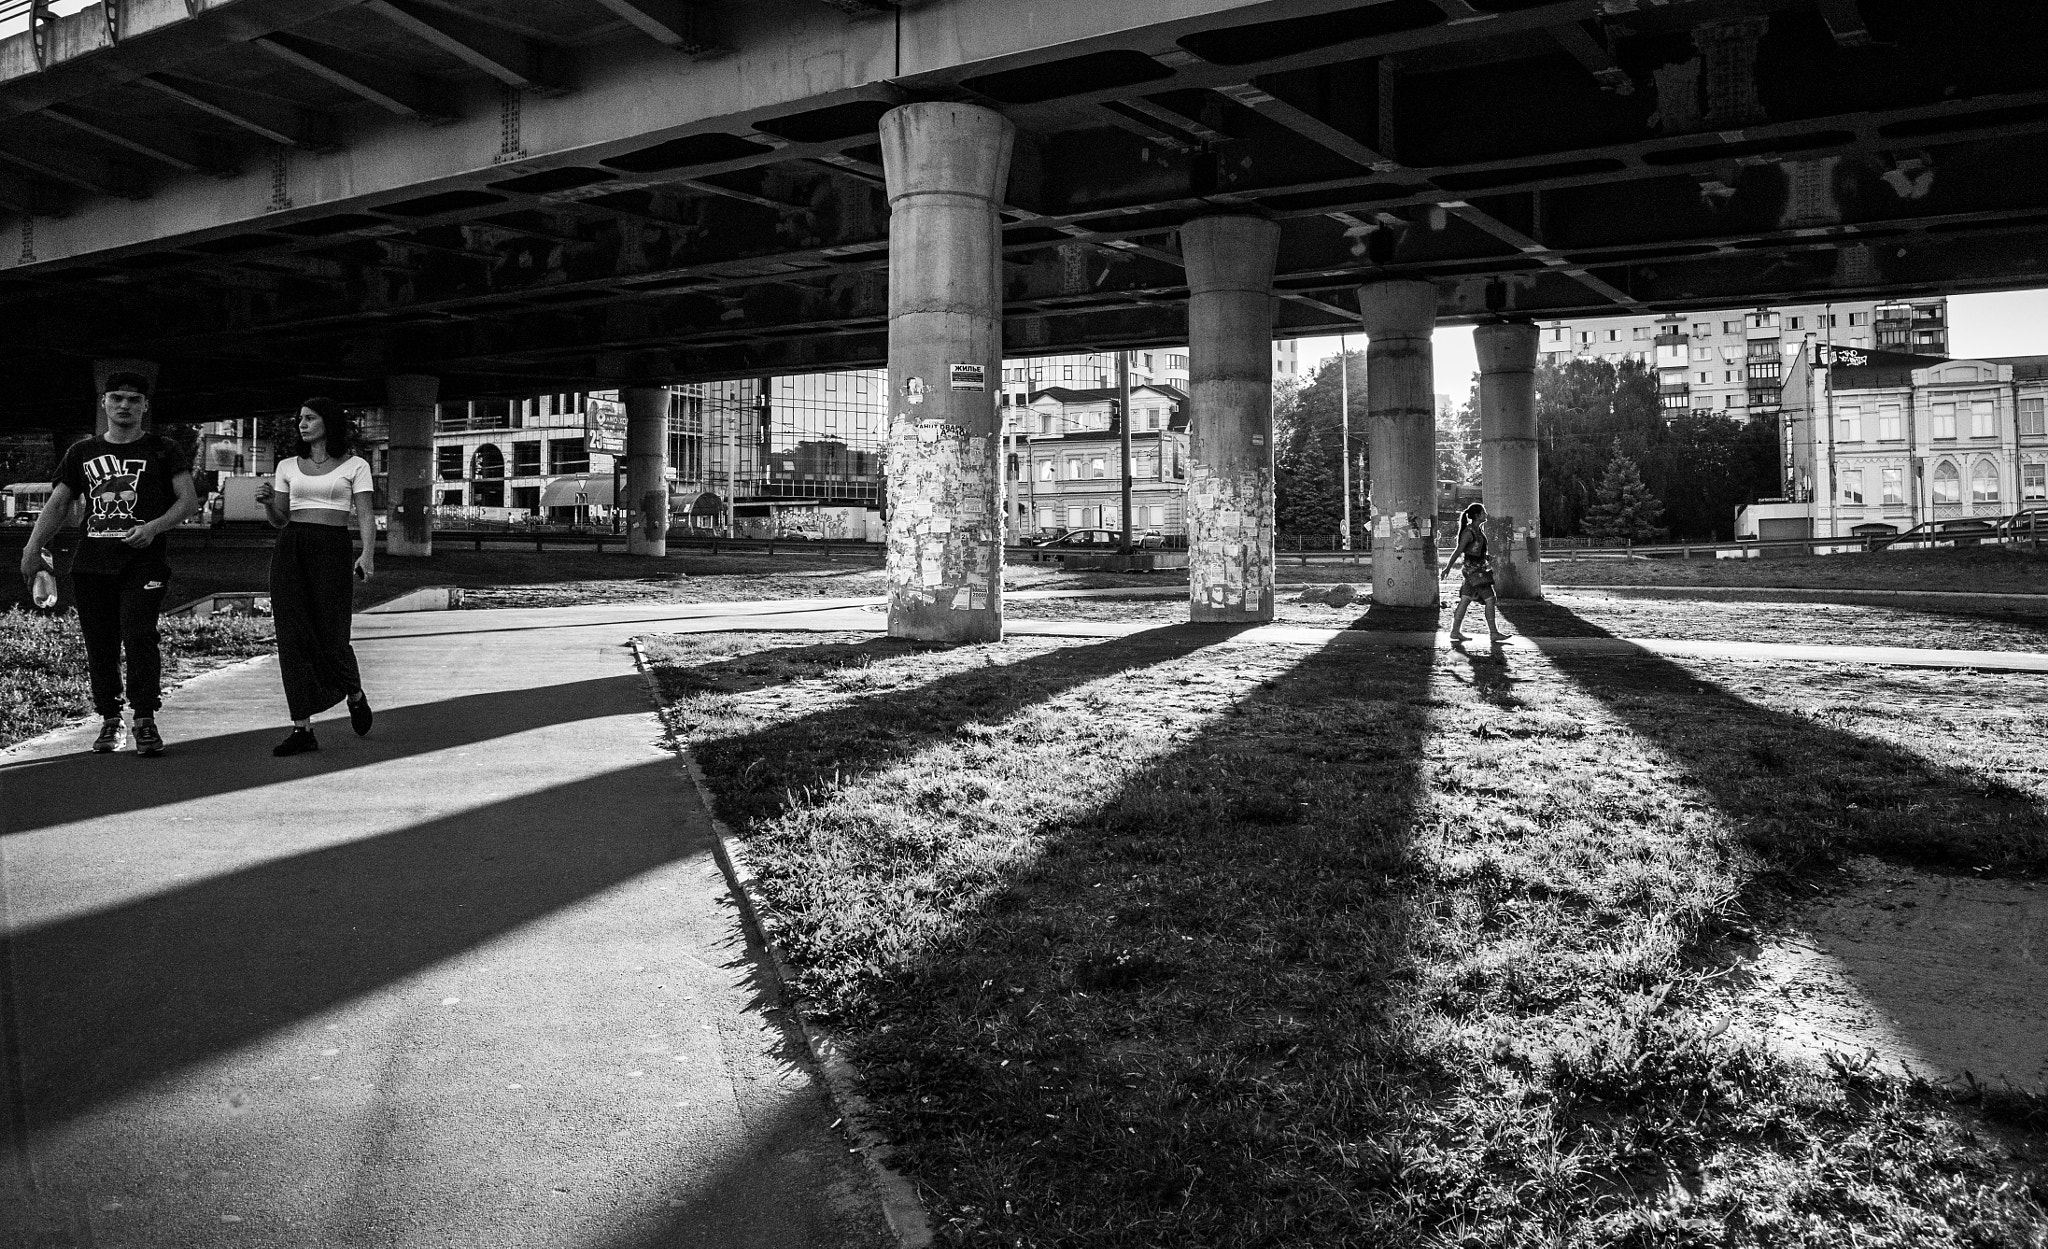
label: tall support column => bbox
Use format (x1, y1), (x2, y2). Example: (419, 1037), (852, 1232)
(878, 101), (1015, 643)
(1182, 214), (1282, 623)
(622, 385), (669, 557)
(385, 374), (437, 558)
(1475, 322), (1544, 599)
(1357, 280), (1440, 607)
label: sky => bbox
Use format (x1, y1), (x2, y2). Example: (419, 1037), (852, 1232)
(1290, 287), (2048, 405)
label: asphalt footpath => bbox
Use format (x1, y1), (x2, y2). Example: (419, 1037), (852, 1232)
(0, 603), (893, 1249)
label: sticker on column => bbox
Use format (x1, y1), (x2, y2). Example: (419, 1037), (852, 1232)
(918, 419), (943, 445)
(952, 587), (973, 611)
(968, 589), (987, 610)
(949, 363), (986, 392)
(931, 516), (953, 535)
(1375, 517), (1392, 537)
(904, 376), (927, 405)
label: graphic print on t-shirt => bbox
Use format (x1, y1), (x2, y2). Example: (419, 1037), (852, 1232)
(79, 452), (151, 539)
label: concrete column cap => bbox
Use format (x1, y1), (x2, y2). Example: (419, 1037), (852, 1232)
(880, 102), (1016, 206)
(1355, 279), (1438, 340)
(384, 374), (439, 405)
(1182, 215), (1282, 296)
(1474, 321), (1540, 372)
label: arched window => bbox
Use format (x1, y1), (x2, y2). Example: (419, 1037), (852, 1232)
(1932, 460), (1961, 505)
(472, 443), (505, 480)
(1972, 459), (2000, 504)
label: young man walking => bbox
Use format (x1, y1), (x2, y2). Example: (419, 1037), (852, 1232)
(18, 373), (200, 755)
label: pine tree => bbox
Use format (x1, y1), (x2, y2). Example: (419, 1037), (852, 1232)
(1582, 438), (1667, 542)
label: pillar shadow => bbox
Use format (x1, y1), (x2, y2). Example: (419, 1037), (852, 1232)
(7, 760), (690, 1132)
(1496, 600), (2048, 1095)
(660, 629), (1444, 1236)
(1496, 600), (2048, 878)
(2, 673), (653, 837)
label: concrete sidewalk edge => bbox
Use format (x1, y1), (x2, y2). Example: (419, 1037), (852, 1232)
(627, 641), (935, 1249)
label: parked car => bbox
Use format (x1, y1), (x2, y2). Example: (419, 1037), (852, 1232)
(776, 527), (823, 541)
(1869, 517), (2000, 549)
(1033, 528), (1126, 549)
(1998, 508), (2048, 539)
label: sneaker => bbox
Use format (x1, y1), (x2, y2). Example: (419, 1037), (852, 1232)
(273, 727), (319, 757)
(348, 693), (373, 737)
(132, 717), (164, 757)
(91, 717), (122, 753)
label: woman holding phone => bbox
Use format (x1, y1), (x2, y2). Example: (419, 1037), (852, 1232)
(256, 398), (376, 756)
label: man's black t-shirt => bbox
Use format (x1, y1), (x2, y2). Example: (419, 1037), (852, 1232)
(55, 433), (186, 575)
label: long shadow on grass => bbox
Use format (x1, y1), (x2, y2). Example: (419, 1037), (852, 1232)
(671, 622), (1445, 1242)
(1497, 600), (2048, 878)
(1501, 599), (2048, 1092)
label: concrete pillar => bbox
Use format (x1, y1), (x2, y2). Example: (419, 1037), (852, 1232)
(878, 101), (1015, 643)
(385, 374), (438, 557)
(622, 385), (669, 557)
(1475, 322), (1543, 599)
(1182, 215), (1282, 623)
(1357, 280), (1440, 607)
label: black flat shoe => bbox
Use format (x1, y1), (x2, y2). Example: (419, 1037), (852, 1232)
(348, 693), (373, 737)
(273, 727), (319, 757)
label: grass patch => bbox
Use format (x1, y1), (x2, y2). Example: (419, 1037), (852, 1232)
(1548, 544), (2048, 594)
(1, 608), (274, 750)
(640, 624), (2048, 1246)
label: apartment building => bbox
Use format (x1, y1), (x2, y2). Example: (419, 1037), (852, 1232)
(1002, 383), (1190, 537)
(1538, 298), (1950, 419)
(1755, 345), (2048, 540)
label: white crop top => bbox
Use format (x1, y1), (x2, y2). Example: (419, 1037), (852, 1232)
(275, 455), (374, 513)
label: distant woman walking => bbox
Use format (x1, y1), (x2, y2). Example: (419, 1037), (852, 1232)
(1445, 501), (1510, 643)
(256, 398), (375, 755)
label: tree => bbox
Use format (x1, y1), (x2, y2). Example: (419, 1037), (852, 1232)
(1272, 350), (1365, 543)
(1582, 438), (1666, 542)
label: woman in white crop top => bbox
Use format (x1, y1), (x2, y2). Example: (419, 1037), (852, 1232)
(255, 398), (377, 755)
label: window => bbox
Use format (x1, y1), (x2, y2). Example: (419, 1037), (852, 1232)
(513, 441), (541, 476)
(1692, 346), (1711, 361)
(1932, 402), (1957, 439)
(1037, 507), (1057, 530)
(1789, 316), (1804, 330)
(1692, 322), (1711, 336)
(1848, 312), (1867, 326)
(1040, 412), (1056, 435)
(1605, 329), (1619, 341)
(1841, 469), (1864, 505)
(1972, 460), (2000, 504)
(1066, 459), (1082, 480)
(1066, 507), (1084, 529)
(1933, 461), (1961, 504)
(1148, 505), (1166, 526)
(1062, 366), (1073, 381)
(2025, 398), (2046, 437)
(1039, 460), (1054, 481)
(1882, 467), (1904, 506)
(2024, 462), (2047, 501)
(1824, 313), (1838, 328)
(1633, 326), (1649, 339)
(1169, 354), (1187, 370)
(1837, 406), (1861, 442)
(1551, 327), (1565, 342)
(1724, 320), (1741, 333)
(1972, 398), (1996, 437)
(1878, 404), (1903, 440)
(436, 446), (464, 480)
(1090, 457), (1106, 478)
(1698, 372), (1712, 384)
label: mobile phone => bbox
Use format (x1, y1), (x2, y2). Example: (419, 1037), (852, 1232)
(354, 564), (367, 581)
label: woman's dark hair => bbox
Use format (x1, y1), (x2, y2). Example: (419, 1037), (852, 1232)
(292, 397), (353, 459)
(1457, 500), (1486, 542)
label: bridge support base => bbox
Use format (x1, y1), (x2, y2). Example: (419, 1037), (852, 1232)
(385, 374), (438, 558)
(1476, 322), (1543, 600)
(1359, 281), (1440, 608)
(1182, 215), (1281, 624)
(879, 102), (1015, 643)
(623, 386), (669, 557)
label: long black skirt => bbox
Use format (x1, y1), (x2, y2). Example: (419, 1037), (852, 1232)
(271, 522), (362, 721)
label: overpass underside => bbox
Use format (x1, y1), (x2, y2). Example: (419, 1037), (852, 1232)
(0, 0), (2044, 424)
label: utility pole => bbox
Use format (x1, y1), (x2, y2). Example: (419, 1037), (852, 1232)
(1118, 349), (1134, 553)
(725, 387), (741, 536)
(1339, 333), (1352, 551)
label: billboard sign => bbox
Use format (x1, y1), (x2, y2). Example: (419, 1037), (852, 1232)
(585, 397), (627, 455)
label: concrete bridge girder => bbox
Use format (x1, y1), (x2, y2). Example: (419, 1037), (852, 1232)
(0, 1), (2045, 425)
